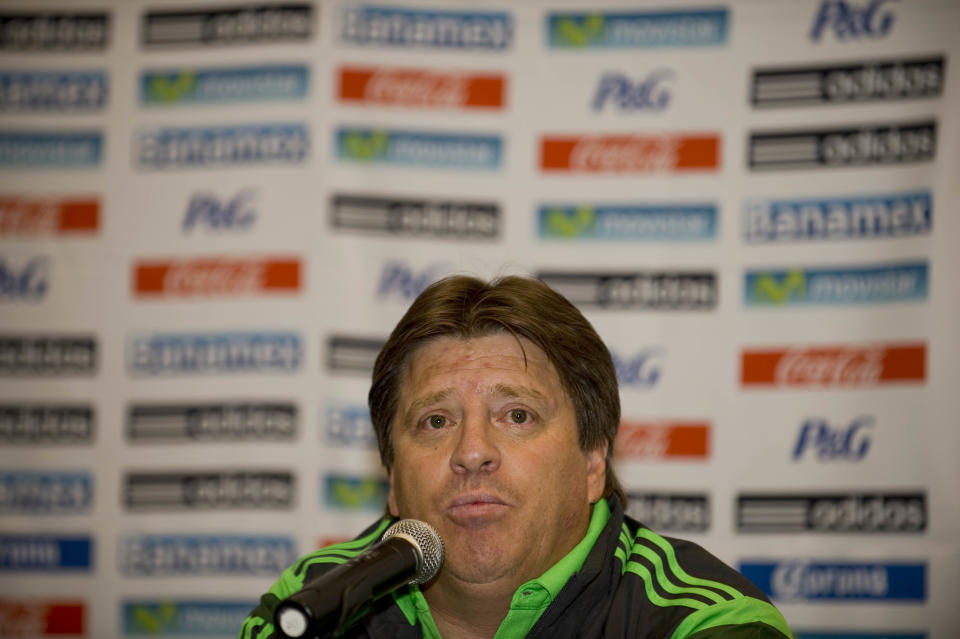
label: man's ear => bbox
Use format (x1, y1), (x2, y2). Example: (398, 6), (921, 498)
(387, 467), (400, 517)
(586, 442), (607, 504)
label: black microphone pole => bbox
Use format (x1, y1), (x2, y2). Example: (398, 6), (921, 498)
(274, 519), (444, 639)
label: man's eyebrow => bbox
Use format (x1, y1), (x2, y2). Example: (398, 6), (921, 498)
(490, 383), (549, 403)
(401, 389), (452, 422)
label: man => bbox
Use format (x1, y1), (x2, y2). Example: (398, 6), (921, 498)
(240, 275), (793, 639)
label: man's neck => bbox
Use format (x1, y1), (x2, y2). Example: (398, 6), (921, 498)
(421, 575), (518, 639)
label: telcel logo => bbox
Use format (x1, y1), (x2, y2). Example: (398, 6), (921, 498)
(794, 416), (873, 461)
(810, 0), (897, 41)
(592, 70), (673, 111)
(182, 190), (256, 232)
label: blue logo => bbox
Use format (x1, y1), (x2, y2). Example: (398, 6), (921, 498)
(0, 534), (92, 571)
(810, 0), (897, 41)
(0, 471), (92, 514)
(592, 70), (673, 111)
(745, 261), (927, 306)
(325, 403), (377, 448)
(120, 535), (296, 576)
(0, 131), (101, 169)
(0, 70), (107, 111)
(122, 600), (258, 636)
(740, 560), (925, 602)
(377, 261), (449, 301)
(341, 6), (512, 49)
(539, 204), (715, 241)
(324, 474), (389, 511)
(182, 189), (256, 232)
(744, 191), (931, 243)
(337, 128), (501, 169)
(548, 9), (727, 48)
(793, 416), (873, 461)
(0, 256), (48, 301)
(136, 124), (308, 169)
(141, 65), (308, 106)
(611, 348), (663, 388)
(128, 332), (302, 376)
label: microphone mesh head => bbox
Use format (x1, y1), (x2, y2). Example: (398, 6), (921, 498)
(380, 519), (444, 585)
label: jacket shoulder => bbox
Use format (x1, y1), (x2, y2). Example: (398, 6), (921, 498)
(609, 521), (793, 639)
(238, 517), (393, 639)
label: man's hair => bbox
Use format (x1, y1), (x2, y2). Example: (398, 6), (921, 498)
(369, 274), (624, 504)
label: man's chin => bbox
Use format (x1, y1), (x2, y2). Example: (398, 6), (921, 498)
(438, 532), (523, 586)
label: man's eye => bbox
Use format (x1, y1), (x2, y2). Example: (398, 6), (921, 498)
(508, 409), (529, 424)
(426, 415), (446, 429)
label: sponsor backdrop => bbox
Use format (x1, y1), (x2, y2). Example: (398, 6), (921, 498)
(0, 0), (958, 637)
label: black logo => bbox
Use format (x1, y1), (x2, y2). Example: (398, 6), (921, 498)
(331, 194), (500, 240)
(0, 336), (96, 376)
(0, 12), (109, 51)
(123, 471), (295, 510)
(626, 492), (710, 532)
(127, 403), (296, 442)
(749, 120), (936, 170)
(0, 404), (93, 444)
(327, 336), (385, 374)
(737, 492), (926, 533)
(537, 271), (717, 310)
(142, 4), (312, 48)
(752, 55), (944, 107)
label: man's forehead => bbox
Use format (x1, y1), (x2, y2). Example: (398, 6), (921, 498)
(398, 334), (558, 395)
(405, 334), (543, 373)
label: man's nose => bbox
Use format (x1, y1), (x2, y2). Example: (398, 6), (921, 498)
(450, 413), (501, 475)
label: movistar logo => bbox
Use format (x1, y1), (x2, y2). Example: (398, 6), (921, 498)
(749, 270), (807, 305)
(128, 602), (178, 633)
(326, 475), (388, 510)
(341, 131), (390, 161)
(542, 206), (597, 237)
(548, 10), (727, 49)
(552, 15), (606, 47)
(147, 72), (197, 103)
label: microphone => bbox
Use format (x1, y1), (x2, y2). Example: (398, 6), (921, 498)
(274, 519), (444, 639)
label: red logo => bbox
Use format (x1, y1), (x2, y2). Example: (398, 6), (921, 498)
(615, 421), (710, 460)
(540, 134), (719, 172)
(134, 257), (301, 297)
(338, 66), (505, 109)
(0, 196), (99, 235)
(0, 600), (84, 636)
(741, 343), (926, 388)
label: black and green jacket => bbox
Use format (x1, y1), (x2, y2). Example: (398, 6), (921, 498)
(240, 497), (792, 639)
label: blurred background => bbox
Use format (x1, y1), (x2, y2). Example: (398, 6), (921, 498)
(1, 0), (958, 637)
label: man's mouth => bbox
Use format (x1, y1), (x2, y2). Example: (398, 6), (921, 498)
(446, 492), (509, 523)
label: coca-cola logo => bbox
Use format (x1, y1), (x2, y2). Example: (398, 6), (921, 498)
(570, 136), (680, 172)
(0, 201), (57, 234)
(617, 427), (670, 458)
(162, 261), (265, 295)
(775, 348), (884, 386)
(134, 257), (300, 297)
(615, 421), (709, 459)
(365, 71), (468, 107)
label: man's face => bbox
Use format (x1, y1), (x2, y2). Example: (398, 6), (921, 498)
(387, 334), (606, 590)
